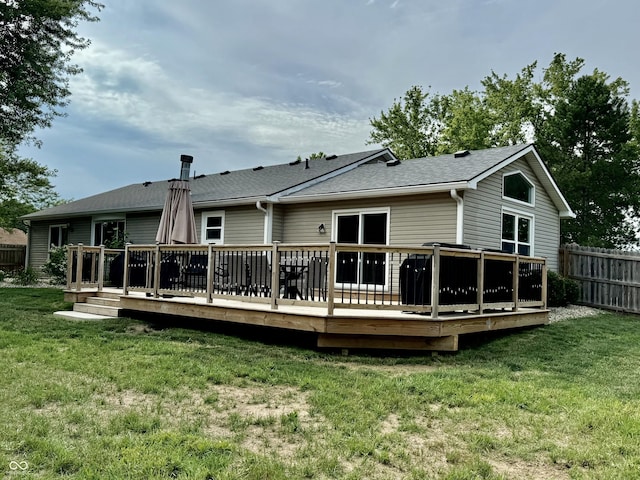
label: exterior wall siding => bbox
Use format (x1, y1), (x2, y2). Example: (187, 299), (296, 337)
(27, 218), (92, 270)
(271, 205), (285, 243)
(463, 155), (561, 271)
(281, 193), (457, 246)
(195, 205), (265, 244)
(125, 213), (161, 244)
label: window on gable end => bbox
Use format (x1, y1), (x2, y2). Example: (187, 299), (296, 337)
(503, 172), (534, 205)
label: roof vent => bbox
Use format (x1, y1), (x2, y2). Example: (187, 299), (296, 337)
(454, 150), (470, 158)
(325, 154), (338, 160)
(289, 158), (301, 166)
(142, 181), (152, 187)
(386, 159), (401, 167)
(253, 166), (264, 171)
(220, 170), (230, 175)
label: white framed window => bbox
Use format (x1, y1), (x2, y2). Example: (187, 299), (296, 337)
(503, 171), (535, 206)
(501, 209), (533, 256)
(201, 211), (225, 244)
(332, 207), (390, 286)
(92, 218), (125, 246)
(49, 224), (69, 248)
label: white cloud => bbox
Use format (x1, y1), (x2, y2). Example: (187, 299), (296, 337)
(70, 42), (372, 162)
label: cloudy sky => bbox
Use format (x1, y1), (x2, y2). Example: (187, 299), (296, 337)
(18, 0), (640, 201)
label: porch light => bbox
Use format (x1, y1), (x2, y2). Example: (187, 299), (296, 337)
(318, 224), (326, 234)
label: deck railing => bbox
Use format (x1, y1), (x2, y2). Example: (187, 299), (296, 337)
(66, 244), (125, 291)
(66, 242), (547, 318)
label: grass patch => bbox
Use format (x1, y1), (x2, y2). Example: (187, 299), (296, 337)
(1, 287), (640, 478)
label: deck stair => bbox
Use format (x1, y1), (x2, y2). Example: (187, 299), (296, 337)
(55, 292), (122, 320)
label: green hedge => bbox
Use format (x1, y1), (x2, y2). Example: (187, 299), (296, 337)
(547, 271), (580, 307)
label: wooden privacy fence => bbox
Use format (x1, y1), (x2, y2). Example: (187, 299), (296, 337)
(560, 244), (640, 313)
(0, 245), (26, 271)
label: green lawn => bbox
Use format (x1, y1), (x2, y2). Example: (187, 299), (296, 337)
(1, 288), (639, 479)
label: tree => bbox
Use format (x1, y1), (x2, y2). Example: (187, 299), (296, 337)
(295, 152), (326, 162)
(537, 73), (640, 247)
(435, 87), (493, 153)
(368, 86), (443, 159)
(0, 0), (103, 148)
(369, 53), (640, 247)
(0, 148), (62, 231)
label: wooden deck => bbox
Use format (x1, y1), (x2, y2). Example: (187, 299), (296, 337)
(65, 288), (549, 352)
(63, 242), (549, 351)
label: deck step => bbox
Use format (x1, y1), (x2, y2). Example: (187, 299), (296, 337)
(74, 302), (122, 317)
(54, 310), (117, 321)
(86, 296), (121, 307)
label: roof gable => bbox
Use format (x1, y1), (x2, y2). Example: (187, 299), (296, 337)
(282, 144), (574, 218)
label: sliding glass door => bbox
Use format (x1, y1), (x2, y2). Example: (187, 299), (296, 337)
(334, 209), (388, 286)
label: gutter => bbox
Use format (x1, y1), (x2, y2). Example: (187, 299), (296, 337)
(278, 181), (469, 204)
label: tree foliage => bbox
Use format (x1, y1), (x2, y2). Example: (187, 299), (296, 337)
(0, 148), (62, 230)
(368, 53), (640, 248)
(368, 86), (443, 159)
(0, 0), (103, 148)
(0, 1), (99, 230)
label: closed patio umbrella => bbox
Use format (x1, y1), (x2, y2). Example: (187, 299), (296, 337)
(155, 155), (197, 244)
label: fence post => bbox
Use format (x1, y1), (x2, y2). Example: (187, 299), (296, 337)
(327, 241), (336, 316)
(270, 242), (280, 310)
(431, 244), (440, 319)
(97, 246), (105, 292)
(75, 243), (84, 292)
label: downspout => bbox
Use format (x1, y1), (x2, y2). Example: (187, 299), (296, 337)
(23, 219), (31, 268)
(256, 200), (272, 244)
(450, 189), (464, 245)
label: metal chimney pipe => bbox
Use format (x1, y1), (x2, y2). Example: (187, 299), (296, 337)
(180, 154), (194, 181)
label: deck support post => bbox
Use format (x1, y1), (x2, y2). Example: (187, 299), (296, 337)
(123, 244), (130, 296)
(206, 244), (214, 303)
(513, 255), (520, 312)
(327, 241), (336, 316)
(66, 244), (74, 290)
(270, 242), (280, 310)
(478, 251), (485, 314)
(97, 246), (105, 292)
(153, 245), (161, 298)
(541, 261), (548, 309)
(431, 244), (440, 319)
(75, 243), (84, 292)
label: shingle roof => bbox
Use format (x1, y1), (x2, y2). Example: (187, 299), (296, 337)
(282, 144), (531, 198)
(23, 149), (389, 220)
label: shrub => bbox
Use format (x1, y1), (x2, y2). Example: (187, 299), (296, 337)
(13, 267), (40, 286)
(0, 269), (5, 282)
(547, 271), (580, 307)
(42, 246), (68, 285)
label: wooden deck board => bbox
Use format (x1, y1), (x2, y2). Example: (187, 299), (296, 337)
(113, 291), (549, 351)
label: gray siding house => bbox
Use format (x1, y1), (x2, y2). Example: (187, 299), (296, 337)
(23, 144), (573, 272)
